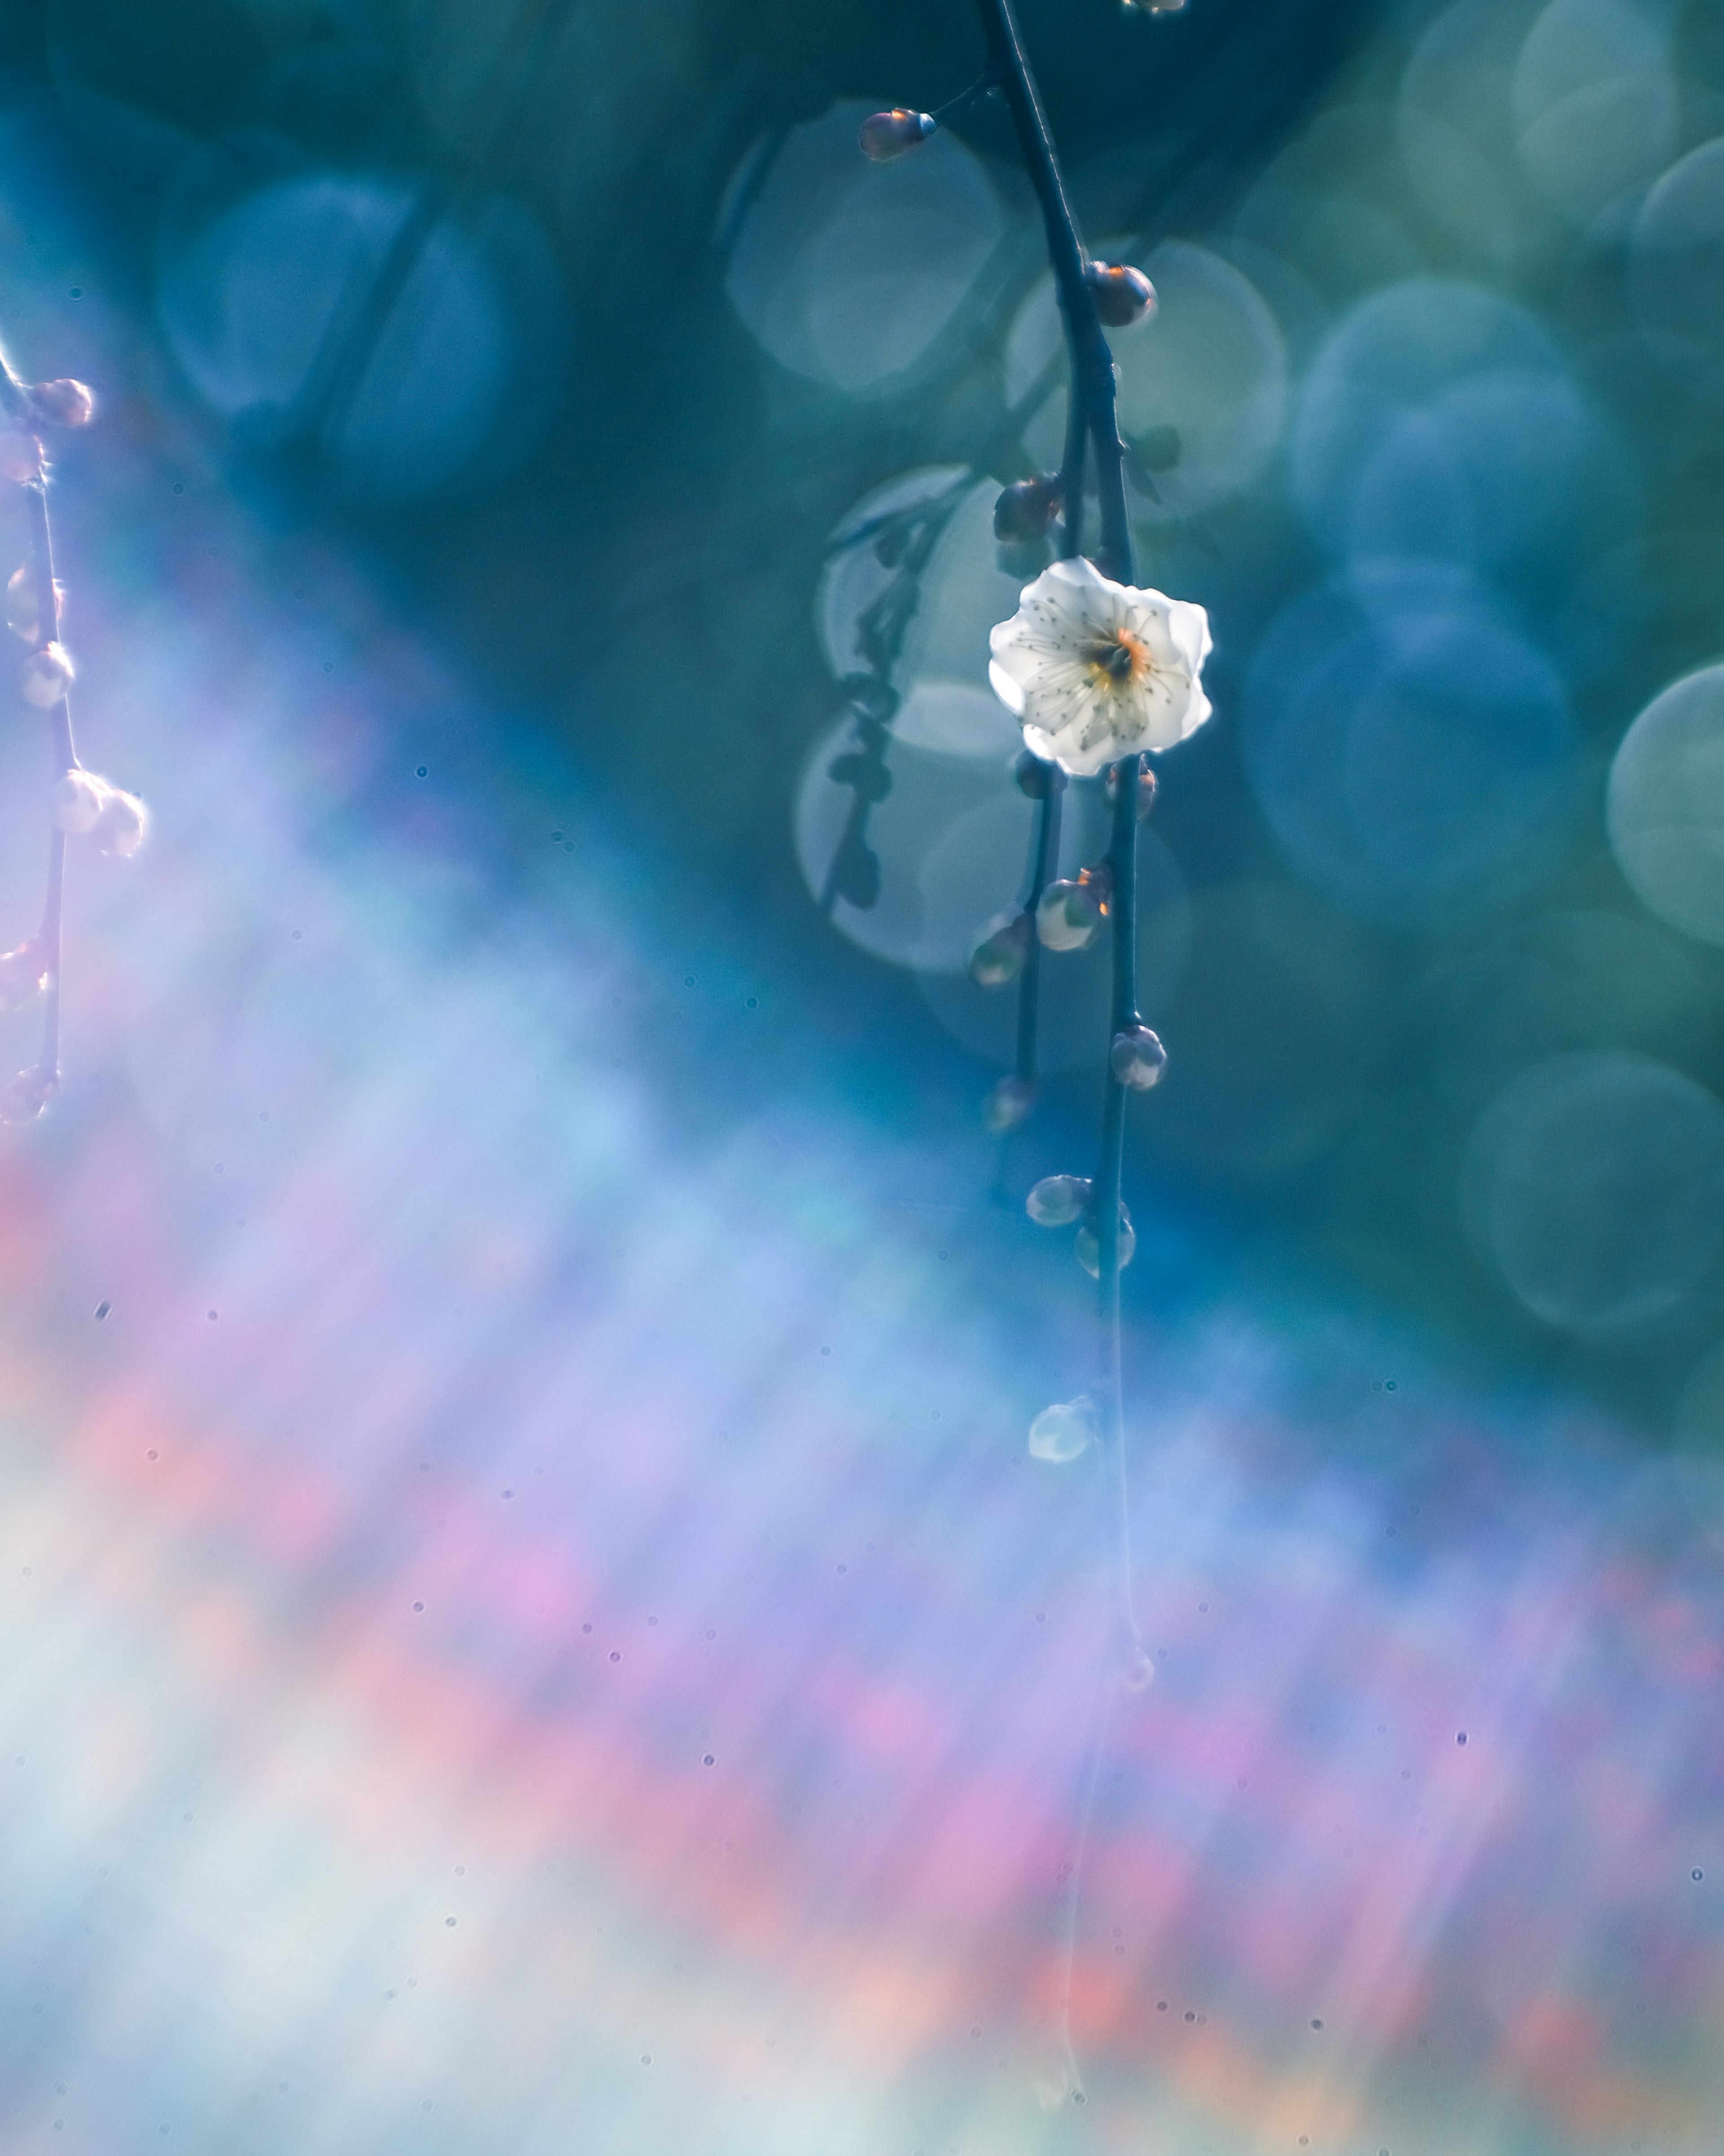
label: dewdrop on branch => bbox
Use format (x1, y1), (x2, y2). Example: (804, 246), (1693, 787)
(858, 109), (935, 161)
(1075, 1201), (1136, 1279)
(1110, 1023), (1168, 1090)
(990, 556), (1212, 777)
(0, 429), (44, 484)
(1027, 1174), (1091, 1226)
(1029, 1394), (1097, 1464)
(984, 1074), (1036, 1133)
(0, 1066), (57, 1126)
(20, 643), (73, 707)
(970, 910), (1029, 989)
(26, 379), (94, 430)
(0, 943), (45, 1011)
(1083, 262), (1157, 328)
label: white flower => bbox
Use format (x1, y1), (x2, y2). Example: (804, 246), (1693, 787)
(988, 555), (1212, 776)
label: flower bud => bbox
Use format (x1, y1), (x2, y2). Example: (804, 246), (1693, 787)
(1036, 875), (1106, 952)
(4, 564), (38, 644)
(26, 379), (95, 429)
(1028, 1394), (1097, 1464)
(969, 909), (1029, 989)
(993, 475), (1061, 544)
(1075, 1200), (1136, 1278)
(0, 1065), (57, 1125)
(1122, 1646), (1156, 1690)
(19, 642), (72, 707)
(1125, 0), (1188, 14)
(0, 942), (45, 1012)
(983, 1074), (1035, 1133)
(858, 109), (935, 161)
(1084, 261), (1157, 328)
(1015, 748), (1059, 798)
(1110, 1023), (1168, 1090)
(0, 428), (44, 484)
(92, 785), (148, 858)
(1027, 1173), (1091, 1226)
(1103, 760), (1158, 820)
(53, 767), (109, 833)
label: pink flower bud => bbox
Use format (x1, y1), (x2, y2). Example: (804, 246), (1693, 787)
(0, 1065), (57, 1126)
(19, 642), (73, 707)
(1110, 1023), (1168, 1090)
(0, 942), (46, 1012)
(969, 909), (1029, 988)
(858, 109), (935, 162)
(26, 379), (95, 429)
(1075, 1200), (1136, 1278)
(1085, 261), (1157, 328)
(0, 428), (44, 483)
(53, 768), (109, 834)
(983, 1074), (1036, 1133)
(1026, 1173), (1091, 1226)
(92, 785), (148, 858)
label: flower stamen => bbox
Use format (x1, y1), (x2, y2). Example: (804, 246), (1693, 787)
(1087, 630), (1149, 688)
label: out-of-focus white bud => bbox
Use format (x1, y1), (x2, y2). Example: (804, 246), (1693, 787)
(0, 942), (46, 1012)
(1110, 1023), (1168, 1090)
(1075, 1200), (1136, 1278)
(92, 785), (148, 858)
(983, 1074), (1036, 1133)
(0, 1065), (57, 1125)
(26, 379), (95, 429)
(1028, 1394), (1097, 1463)
(53, 767), (110, 833)
(1036, 876), (1106, 952)
(858, 109), (936, 161)
(969, 909), (1029, 988)
(1085, 261), (1157, 328)
(1027, 1173), (1091, 1226)
(4, 564), (38, 644)
(0, 429), (43, 483)
(1104, 758), (1159, 820)
(20, 642), (73, 707)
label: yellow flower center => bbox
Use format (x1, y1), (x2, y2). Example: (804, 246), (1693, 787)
(1086, 629), (1150, 689)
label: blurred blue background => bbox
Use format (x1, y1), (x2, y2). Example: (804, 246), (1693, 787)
(1, 0), (1724, 2151)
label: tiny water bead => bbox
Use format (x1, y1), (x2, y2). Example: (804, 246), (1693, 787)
(1075, 1201), (1136, 1278)
(1026, 1173), (1091, 1226)
(1110, 1023), (1168, 1089)
(1028, 1394), (1097, 1463)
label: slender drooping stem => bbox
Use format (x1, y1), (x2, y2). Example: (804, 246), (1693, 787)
(974, 0), (1135, 585)
(22, 475), (78, 1087)
(1014, 769), (1066, 1088)
(1096, 753), (1145, 1656)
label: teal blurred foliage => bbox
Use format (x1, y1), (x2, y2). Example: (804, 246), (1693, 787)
(13, 0), (1724, 1435)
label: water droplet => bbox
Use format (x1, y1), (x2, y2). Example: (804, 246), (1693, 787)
(703, 1754), (715, 1766)
(1028, 1395), (1097, 1463)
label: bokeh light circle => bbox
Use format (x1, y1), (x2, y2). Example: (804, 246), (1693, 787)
(1510, 0), (1676, 226)
(1466, 1052), (1724, 1328)
(1630, 137), (1724, 349)
(1244, 571), (1579, 925)
(157, 172), (543, 497)
(1608, 665), (1724, 944)
(724, 103), (1005, 393)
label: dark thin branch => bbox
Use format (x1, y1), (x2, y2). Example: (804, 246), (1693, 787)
(973, 0), (1135, 584)
(22, 480), (77, 1088)
(1013, 769), (1065, 1087)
